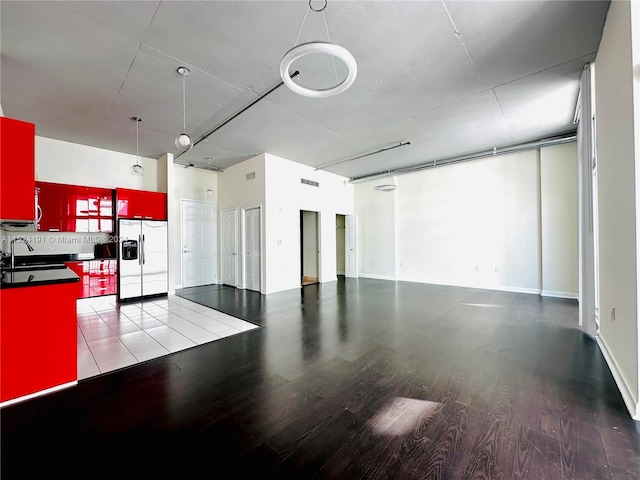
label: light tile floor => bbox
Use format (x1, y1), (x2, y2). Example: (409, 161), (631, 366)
(76, 295), (259, 380)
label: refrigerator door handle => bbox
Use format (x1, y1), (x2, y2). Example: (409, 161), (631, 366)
(142, 234), (145, 265)
(138, 235), (142, 266)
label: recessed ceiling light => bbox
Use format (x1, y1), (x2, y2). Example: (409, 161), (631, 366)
(374, 184), (397, 192)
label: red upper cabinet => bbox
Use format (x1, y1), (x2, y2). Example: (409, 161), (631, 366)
(0, 117), (35, 222)
(116, 188), (167, 220)
(36, 181), (114, 232)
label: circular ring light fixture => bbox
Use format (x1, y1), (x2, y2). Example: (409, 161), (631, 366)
(280, 42), (357, 98)
(373, 184), (397, 192)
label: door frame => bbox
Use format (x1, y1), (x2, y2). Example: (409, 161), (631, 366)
(345, 214), (358, 278)
(241, 205), (263, 293)
(300, 209), (321, 285)
(180, 199), (217, 289)
(220, 207), (238, 287)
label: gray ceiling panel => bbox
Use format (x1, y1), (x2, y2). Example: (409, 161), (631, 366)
(463, 1), (609, 89)
(0, 0), (610, 181)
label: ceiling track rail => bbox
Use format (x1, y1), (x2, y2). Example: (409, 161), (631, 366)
(174, 71), (300, 161)
(314, 141), (411, 171)
(349, 132), (577, 184)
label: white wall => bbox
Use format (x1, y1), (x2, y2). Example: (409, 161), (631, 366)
(540, 142), (579, 298)
(354, 178), (397, 280)
(36, 136), (160, 191)
(264, 154), (354, 294)
(594, 0), (639, 418)
(396, 150), (541, 293)
(354, 145), (579, 297)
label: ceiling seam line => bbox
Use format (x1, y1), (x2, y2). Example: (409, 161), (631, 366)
(440, 0), (486, 91)
(490, 88), (515, 138)
(488, 51), (599, 91)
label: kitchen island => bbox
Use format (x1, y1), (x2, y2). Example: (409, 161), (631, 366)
(0, 265), (80, 406)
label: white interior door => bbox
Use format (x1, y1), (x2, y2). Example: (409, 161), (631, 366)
(345, 214), (358, 278)
(182, 200), (217, 288)
(244, 207), (261, 292)
(221, 208), (237, 287)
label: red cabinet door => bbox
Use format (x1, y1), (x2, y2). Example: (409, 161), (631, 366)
(142, 191), (167, 220)
(36, 181), (64, 231)
(0, 282), (77, 404)
(64, 185), (114, 233)
(37, 182), (114, 232)
(0, 117), (35, 222)
(64, 261), (89, 298)
(116, 188), (167, 220)
(88, 259), (117, 297)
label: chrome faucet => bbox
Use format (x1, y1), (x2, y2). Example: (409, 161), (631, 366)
(10, 237), (34, 270)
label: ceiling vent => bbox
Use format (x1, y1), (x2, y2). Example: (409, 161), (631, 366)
(301, 178), (319, 187)
(245, 172), (256, 181)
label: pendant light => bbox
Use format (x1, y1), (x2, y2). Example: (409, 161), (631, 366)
(175, 66), (192, 150)
(130, 116), (144, 176)
(280, 0), (357, 98)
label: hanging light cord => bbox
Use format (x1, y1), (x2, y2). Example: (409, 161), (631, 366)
(294, 0), (338, 85)
(182, 72), (187, 131)
(136, 118), (140, 166)
(322, 7), (339, 84)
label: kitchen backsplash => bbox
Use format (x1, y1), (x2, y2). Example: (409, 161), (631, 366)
(0, 228), (110, 256)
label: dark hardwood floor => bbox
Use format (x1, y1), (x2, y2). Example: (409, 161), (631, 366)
(2, 278), (640, 479)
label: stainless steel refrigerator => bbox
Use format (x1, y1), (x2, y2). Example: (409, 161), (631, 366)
(118, 219), (168, 301)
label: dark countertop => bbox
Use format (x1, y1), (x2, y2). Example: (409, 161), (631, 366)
(13, 253), (116, 266)
(0, 266), (80, 289)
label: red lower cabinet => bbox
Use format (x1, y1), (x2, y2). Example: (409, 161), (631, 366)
(0, 282), (77, 404)
(64, 260), (117, 298)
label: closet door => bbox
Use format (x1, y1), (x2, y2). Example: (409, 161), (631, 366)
(244, 207), (261, 292)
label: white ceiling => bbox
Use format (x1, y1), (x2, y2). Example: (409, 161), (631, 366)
(0, 0), (609, 180)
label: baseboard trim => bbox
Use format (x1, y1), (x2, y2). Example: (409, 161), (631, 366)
(541, 290), (579, 300)
(0, 380), (77, 409)
(498, 286), (541, 295)
(358, 273), (396, 281)
(597, 334), (640, 420)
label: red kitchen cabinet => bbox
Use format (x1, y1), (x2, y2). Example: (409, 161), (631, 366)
(116, 188), (167, 220)
(88, 259), (117, 297)
(64, 261), (88, 298)
(37, 181), (114, 232)
(36, 181), (64, 231)
(64, 260), (117, 298)
(0, 282), (77, 404)
(0, 117), (35, 222)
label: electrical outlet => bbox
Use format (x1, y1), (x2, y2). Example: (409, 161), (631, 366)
(494, 267), (499, 273)
(474, 266), (479, 271)
(611, 307), (616, 322)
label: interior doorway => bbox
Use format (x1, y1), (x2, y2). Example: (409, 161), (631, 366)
(220, 207), (237, 287)
(336, 214), (346, 276)
(300, 210), (319, 286)
(244, 207), (261, 292)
